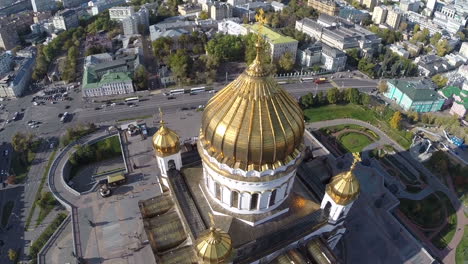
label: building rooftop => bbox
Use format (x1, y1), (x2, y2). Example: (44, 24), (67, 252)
(83, 69), (132, 89)
(244, 23), (298, 45)
(388, 79), (443, 102)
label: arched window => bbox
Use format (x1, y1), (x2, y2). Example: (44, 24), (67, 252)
(215, 182), (221, 200)
(250, 193), (259, 210)
(231, 191), (239, 208)
(324, 201), (332, 213)
(269, 189), (277, 207)
(168, 159), (176, 170)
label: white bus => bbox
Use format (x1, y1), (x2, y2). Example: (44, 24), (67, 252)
(125, 97), (139, 104)
(190, 86), (206, 94)
(169, 89), (185, 95)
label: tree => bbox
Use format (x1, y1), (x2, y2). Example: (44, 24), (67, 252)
(378, 81), (388, 93)
(413, 24), (420, 34)
(358, 58), (376, 78)
(327, 87), (339, 104)
(133, 65), (148, 91)
(398, 22), (408, 32)
(199, 11), (209, 20)
(206, 34), (244, 62)
(8, 249), (17, 261)
(430, 32), (442, 46)
(168, 49), (192, 82)
(152, 37), (173, 61)
(435, 39), (452, 57)
(317, 91), (326, 105)
(360, 93), (371, 105)
(300, 92), (314, 108)
(278, 52), (294, 72)
(346, 88), (361, 104)
(431, 74), (448, 88)
(346, 48), (360, 67)
(407, 111), (419, 123)
(390, 111), (402, 129)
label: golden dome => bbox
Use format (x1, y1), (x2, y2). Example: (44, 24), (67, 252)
(199, 44), (305, 172)
(196, 227), (233, 264)
(152, 111), (180, 156)
(326, 154), (361, 205)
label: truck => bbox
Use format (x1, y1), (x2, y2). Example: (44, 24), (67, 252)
(314, 77), (327, 84)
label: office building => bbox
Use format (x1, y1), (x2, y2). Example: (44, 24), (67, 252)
(218, 19), (248, 36)
(31, 0), (56, 12)
(385, 79), (445, 112)
(0, 26), (19, 50)
(82, 70), (134, 97)
(244, 23), (298, 60)
(372, 6), (387, 24)
(307, 0), (339, 16)
(90, 0), (126, 16)
(0, 56), (35, 98)
(210, 2), (232, 20)
(0, 52), (13, 76)
(297, 42), (346, 72)
(416, 54), (453, 76)
(177, 3), (202, 16)
(52, 9), (79, 31)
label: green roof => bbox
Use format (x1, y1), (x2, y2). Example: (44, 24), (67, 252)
(244, 24), (298, 45)
(388, 79), (443, 101)
(441, 86), (461, 98)
(82, 68), (132, 89)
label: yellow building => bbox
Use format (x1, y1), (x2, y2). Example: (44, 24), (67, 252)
(307, 0), (339, 16)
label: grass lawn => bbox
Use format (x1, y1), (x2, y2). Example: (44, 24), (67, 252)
(1, 201), (14, 227)
(117, 115), (152, 122)
(10, 151), (36, 183)
(399, 193), (447, 228)
(455, 227), (467, 264)
(304, 104), (413, 149)
(431, 192), (457, 250)
(338, 132), (374, 153)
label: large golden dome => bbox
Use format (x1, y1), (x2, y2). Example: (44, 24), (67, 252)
(199, 44), (305, 172)
(326, 154), (361, 205)
(152, 119), (180, 157)
(196, 227), (233, 264)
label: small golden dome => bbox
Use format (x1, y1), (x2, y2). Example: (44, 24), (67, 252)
(199, 43), (304, 172)
(196, 227), (233, 264)
(326, 154), (361, 205)
(152, 111), (180, 156)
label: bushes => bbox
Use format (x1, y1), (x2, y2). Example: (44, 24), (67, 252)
(29, 213), (68, 263)
(35, 192), (57, 227)
(60, 123), (97, 147)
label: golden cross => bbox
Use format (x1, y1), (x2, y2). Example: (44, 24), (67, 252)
(352, 153), (361, 167)
(159, 107), (165, 125)
(208, 212), (215, 227)
(255, 9), (267, 27)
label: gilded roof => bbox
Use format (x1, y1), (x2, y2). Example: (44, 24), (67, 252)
(326, 153), (361, 205)
(152, 115), (180, 157)
(199, 44), (304, 172)
(196, 227), (233, 264)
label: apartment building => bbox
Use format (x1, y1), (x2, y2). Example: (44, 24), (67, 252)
(372, 6), (387, 24)
(307, 0), (339, 16)
(0, 52), (13, 76)
(386, 8), (402, 29)
(210, 2), (232, 20)
(109, 6), (134, 21)
(0, 56), (35, 98)
(52, 9), (79, 31)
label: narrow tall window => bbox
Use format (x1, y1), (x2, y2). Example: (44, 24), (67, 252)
(231, 191), (239, 208)
(215, 182), (221, 200)
(250, 193), (259, 210)
(269, 189), (277, 207)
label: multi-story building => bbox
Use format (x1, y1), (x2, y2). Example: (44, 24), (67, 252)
(385, 8), (402, 29)
(218, 19), (248, 36)
(53, 9), (79, 31)
(122, 17), (138, 36)
(0, 26), (19, 50)
(297, 43), (323, 66)
(178, 3), (202, 16)
(372, 6), (387, 24)
(109, 6), (134, 21)
(244, 23), (298, 61)
(82, 70), (134, 97)
(459, 42), (468, 59)
(210, 2), (232, 20)
(416, 54), (453, 76)
(389, 44), (410, 58)
(120, 6), (149, 36)
(440, 83), (468, 118)
(339, 6), (370, 24)
(296, 15), (381, 51)
(0, 56), (35, 98)
(90, 0), (126, 16)
(227, 0), (246, 7)
(385, 79), (445, 112)
(307, 0), (339, 16)
(404, 11), (445, 35)
(31, 0), (56, 12)
(362, 0), (376, 10)
(62, 0), (88, 8)
(0, 52), (13, 76)
(298, 42), (346, 72)
(399, 0), (419, 12)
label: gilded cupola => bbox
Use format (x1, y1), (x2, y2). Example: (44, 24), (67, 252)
(326, 153), (361, 205)
(198, 13), (305, 172)
(196, 227), (233, 264)
(152, 109), (180, 157)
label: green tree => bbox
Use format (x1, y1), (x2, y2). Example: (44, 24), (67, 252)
(312, 64), (321, 72)
(346, 88), (361, 104)
(327, 87), (339, 104)
(300, 92), (314, 108)
(413, 24), (420, 34)
(430, 32), (442, 46)
(133, 65), (149, 91)
(8, 249), (17, 261)
(346, 48), (360, 67)
(435, 39), (452, 57)
(199, 11), (209, 20)
(360, 93), (371, 105)
(168, 49), (192, 82)
(152, 37), (173, 62)
(317, 91), (326, 105)
(206, 34), (244, 62)
(431, 74), (448, 88)
(390, 111), (403, 129)
(244, 33), (270, 65)
(278, 52), (295, 72)
(358, 58), (376, 78)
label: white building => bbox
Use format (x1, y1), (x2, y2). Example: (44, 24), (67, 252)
(217, 19), (248, 36)
(0, 52), (13, 76)
(90, 0), (126, 16)
(297, 42), (347, 72)
(52, 9), (79, 31)
(460, 42), (468, 59)
(0, 56), (35, 98)
(210, 2), (232, 20)
(82, 71), (134, 97)
(109, 6), (134, 21)
(385, 7), (402, 29)
(245, 24), (298, 61)
(271, 1), (285, 12)
(372, 5), (388, 24)
(389, 44), (410, 58)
